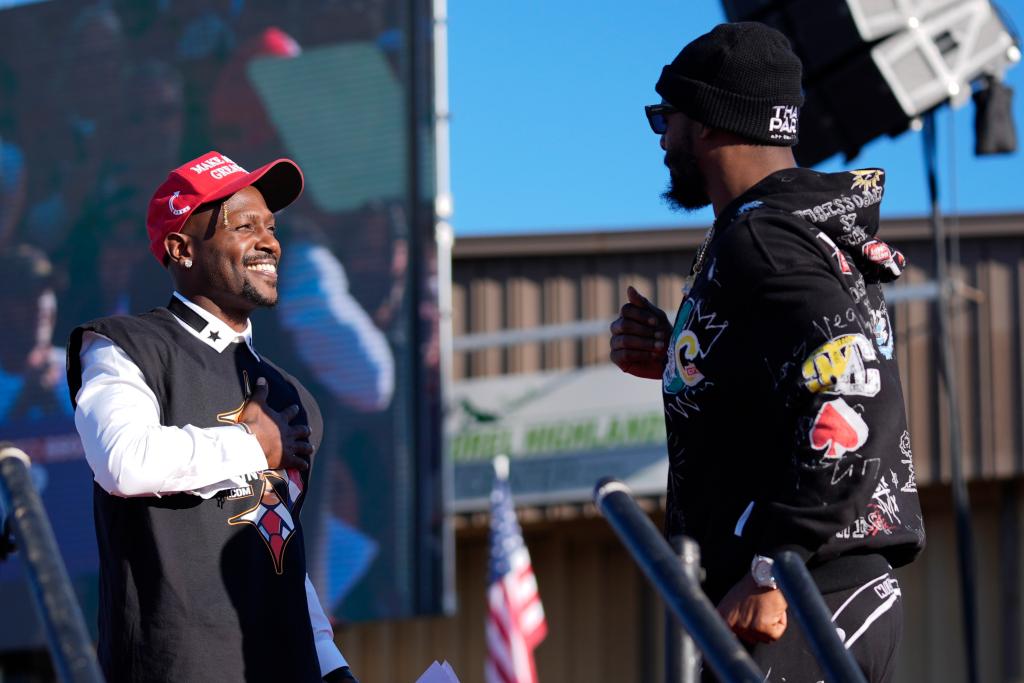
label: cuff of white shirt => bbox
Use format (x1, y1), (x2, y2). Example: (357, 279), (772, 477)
(316, 637), (348, 676)
(215, 424), (269, 473)
(172, 425), (268, 499)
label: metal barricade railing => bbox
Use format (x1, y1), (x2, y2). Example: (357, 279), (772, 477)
(593, 478), (763, 683)
(0, 445), (104, 683)
(594, 477), (876, 683)
(772, 551), (868, 683)
(665, 535), (701, 683)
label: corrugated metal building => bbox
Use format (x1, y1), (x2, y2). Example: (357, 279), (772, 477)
(336, 213), (1024, 683)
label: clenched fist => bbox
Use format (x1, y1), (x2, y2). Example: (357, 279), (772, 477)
(609, 286), (672, 380)
(717, 574), (789, 644)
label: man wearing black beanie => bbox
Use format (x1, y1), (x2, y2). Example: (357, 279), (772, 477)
(610, 22), (924, 682)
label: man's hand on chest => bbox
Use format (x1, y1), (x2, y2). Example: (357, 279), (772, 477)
(239, 376), (312, 472)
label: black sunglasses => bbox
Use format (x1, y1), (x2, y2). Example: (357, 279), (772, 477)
(645, 103), (678, 135)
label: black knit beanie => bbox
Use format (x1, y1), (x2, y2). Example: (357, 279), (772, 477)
(656, 22), (804, 146)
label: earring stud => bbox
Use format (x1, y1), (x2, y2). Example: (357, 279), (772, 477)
(183, 259), (193, 269)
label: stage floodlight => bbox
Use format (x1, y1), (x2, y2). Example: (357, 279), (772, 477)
(845, 0), (962, 41)
(796, 53), (910, 166)
(872, 0), (1019, 118)
(721, 0), (1021, 164)
(721, 0), (778, 21)
(724, 0), (969, 82)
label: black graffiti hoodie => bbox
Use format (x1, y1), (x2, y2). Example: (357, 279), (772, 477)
(661, 167), (925, 602)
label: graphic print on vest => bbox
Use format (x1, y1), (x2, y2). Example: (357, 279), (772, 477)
(216, 368), (257, 499)
(212, 368), (307, 574)
(216, 369), (252, 424)
(228, 468), (305, 574)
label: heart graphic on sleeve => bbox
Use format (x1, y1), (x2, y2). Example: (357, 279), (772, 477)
(810, 398), (869, 458)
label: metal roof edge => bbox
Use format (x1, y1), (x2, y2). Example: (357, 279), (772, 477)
(452, 212), (1024, 259)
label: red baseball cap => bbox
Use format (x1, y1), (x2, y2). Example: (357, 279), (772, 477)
(146, 150), (303, 263)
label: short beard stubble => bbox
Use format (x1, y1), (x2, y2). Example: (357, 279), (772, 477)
(661, 148), (711, 212)
(242, 279), (277, 308)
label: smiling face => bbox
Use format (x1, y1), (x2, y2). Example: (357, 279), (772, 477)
(173, 185), (281, 316)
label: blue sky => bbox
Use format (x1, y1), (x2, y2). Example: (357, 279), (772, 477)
(448, 1), (1024, 236)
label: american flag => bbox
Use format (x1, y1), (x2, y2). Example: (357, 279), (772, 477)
(485, 456), (547, 683)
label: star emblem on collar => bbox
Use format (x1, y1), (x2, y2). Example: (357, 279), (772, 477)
(208, 330), (221, 342)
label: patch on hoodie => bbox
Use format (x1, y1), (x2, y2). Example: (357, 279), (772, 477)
(791, 170), (885, 230)
(801, 334), (881, 397)
(850, 169), (884, 195)
(663, 298), (728, 395)
(809, 398), (869, 459)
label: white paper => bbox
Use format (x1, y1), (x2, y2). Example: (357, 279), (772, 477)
(414, 660), (461, 683)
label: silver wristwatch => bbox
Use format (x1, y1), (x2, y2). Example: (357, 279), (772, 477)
(750, 554), (777, 589)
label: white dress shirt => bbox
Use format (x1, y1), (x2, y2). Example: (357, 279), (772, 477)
(74, 291), (347, 675)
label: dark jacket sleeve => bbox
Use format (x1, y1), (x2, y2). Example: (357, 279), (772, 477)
(721, 213), (885, 563)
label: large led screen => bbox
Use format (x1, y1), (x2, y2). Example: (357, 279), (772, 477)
(0, 0), (444, 646)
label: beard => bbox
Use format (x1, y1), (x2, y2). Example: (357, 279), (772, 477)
(239, 253), (279, 308)
(662, 148), (711, 211)
(241, 278), (277, 308)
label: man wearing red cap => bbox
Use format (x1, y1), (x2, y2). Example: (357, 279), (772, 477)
(67, 152), (359, 682)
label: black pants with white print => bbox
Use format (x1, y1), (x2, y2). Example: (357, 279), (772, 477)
(755, 572), (902, 683)
(705, 571), (903, 683)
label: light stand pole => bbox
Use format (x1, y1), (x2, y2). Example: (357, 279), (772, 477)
(922, 110), (980, 683)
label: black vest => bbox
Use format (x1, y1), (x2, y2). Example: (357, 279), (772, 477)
(67, 301), (324, 683)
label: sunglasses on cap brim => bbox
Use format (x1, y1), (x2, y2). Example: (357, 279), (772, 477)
(644, 103), (678, 135)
